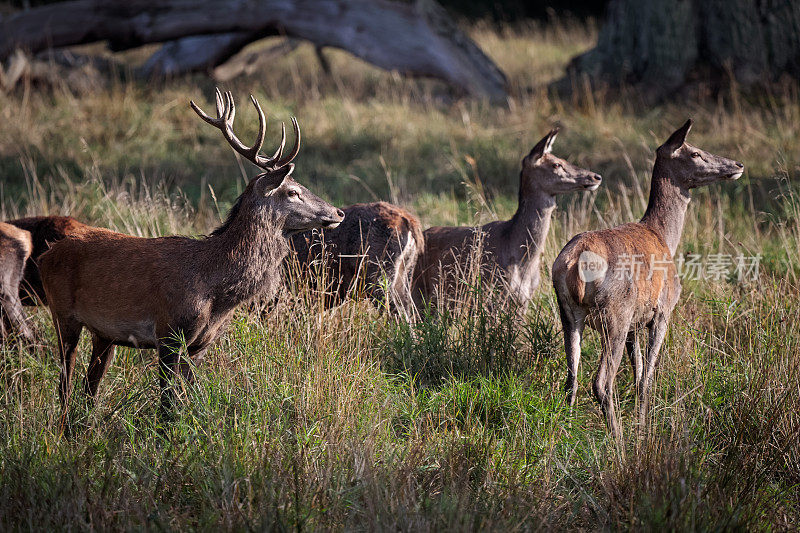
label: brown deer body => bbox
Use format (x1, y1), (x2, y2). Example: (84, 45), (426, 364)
(0, 222), (33, 342)
(412, 129), (601, 310)
(289, 201), (422, 320)
(39, 89), (344, 424)
(552, 120), (744, 439)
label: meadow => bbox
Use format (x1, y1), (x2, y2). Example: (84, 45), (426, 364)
(1, 18), (799, 530)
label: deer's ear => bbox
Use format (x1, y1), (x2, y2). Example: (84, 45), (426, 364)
(661, 119), (692, 154)
(524, 128), (559, 165)
(254, 164), (295, 194)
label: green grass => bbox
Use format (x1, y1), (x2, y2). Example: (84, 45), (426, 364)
(1, 19), (800, 530)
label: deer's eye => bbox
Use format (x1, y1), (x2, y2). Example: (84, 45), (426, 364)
(288, 190), (300, 198)
(553, 163), (562, 170)
(691, 152), (701, 158)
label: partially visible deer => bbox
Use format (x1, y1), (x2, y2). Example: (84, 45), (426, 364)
(0, 222), (33, 342)
(289, 201), (423, 320)
(39, 89), (344, 427)
(412, 129), (602, 310)
(7, 216), (91, 305)
(552, 119), (744, 439)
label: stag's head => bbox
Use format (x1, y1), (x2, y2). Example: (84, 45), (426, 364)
(192, 89), (344, 234)
(656, 119), (744, 189)
(520, 129), (602, 197)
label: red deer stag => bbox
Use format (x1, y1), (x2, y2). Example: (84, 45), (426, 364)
(413, 129), (601, 310)
(39, 88), (344, 426)
(0, 222), (33, 342)
(289, 201), (423, 320)
(552, 119), (744, 439)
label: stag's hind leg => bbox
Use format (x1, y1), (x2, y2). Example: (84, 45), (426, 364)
(52, 314), (83, 431)
(626, 330), (643, 392)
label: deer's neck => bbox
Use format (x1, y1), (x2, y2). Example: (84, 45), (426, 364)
(640, 161), (691, 257)
(501, 190), (557, 293)
(201, 205), (288, 309)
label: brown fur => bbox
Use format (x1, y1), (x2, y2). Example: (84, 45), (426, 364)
(0, 222), (33, 341)
(552, 119), (744, 439)
(8, 216), (91, 304)
(290, 201), (423, 319)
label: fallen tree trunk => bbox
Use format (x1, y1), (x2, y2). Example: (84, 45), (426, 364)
(0, 0), (507, 99)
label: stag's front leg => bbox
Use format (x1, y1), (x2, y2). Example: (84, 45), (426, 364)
(157, 339), (196, 415)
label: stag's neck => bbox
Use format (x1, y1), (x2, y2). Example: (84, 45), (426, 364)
(640, 161), (691, 257)
(504, 191), (557, 280)
(201, 209), (288, 309)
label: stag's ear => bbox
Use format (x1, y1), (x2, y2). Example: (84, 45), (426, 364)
(524, 128), (559, 166)
(255, 164), (295, 195)
(660, 119), (693, 154)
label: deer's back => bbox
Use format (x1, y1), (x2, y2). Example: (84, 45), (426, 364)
(8, 215), (92, 304)
(553, 222), (680, 327)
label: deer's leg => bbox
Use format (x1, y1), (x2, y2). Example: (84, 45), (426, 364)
(557, 297), (586, 407)
(626, 330), (643, 393)
(53, 315), (82, 431)
(637, 311), (670, 427)
(593, 312), (632, 441)
(84, 335), (115, 402)
(157, 338), (197, 414)
(0, 286), (33, 343)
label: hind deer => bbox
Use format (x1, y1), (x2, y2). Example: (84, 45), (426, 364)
(552, 119), (744, 439)
(412, 129), (602, 310)
(289, 201), (423, 321)
(39, 88), (344, 427)
(0, 222), (33, 342)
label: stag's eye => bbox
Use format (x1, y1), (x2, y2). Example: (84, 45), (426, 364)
(553, 163), (562, 170)
(691, 152), (701, 158)
(287, 189), (300, 198)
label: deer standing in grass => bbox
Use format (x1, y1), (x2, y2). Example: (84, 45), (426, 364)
(412, 129), (602, 309)
(0, 222), (33, 342)
(289, 201), (423, 320)
(552, 119), (744, 439)
(39, 89), (344, 426)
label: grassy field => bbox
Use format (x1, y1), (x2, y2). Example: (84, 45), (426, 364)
(1, 19), (800, 530)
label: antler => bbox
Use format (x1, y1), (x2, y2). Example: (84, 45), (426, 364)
(190, 87), (300, 170)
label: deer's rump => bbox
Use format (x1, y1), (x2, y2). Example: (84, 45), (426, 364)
(553, 222), (679, 327)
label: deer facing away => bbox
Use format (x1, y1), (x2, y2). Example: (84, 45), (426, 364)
(0, 222), (33, 342)
(552, 119), (744, 439)
(289, 201), (423, 320)
(412, 129), (602, 310)
(39, 89), (344, 425)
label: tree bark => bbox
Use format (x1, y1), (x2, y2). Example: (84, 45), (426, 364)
(0, 0), (507, 99)
(565, 0), (800, 93)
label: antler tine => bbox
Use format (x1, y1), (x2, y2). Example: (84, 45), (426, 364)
(191, 88), (297, 171)
(273, 117), (301, 168)
(266, 122), (287, 163)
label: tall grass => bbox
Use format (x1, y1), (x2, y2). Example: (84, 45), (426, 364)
(1, 18), (799, 530)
